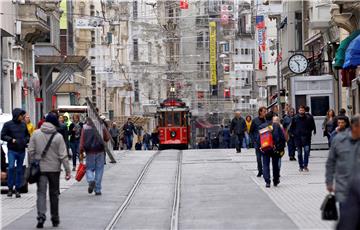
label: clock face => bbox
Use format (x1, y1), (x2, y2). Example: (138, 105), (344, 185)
(288, 54), (308, 74)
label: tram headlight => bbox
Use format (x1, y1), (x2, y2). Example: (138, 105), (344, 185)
(170, 131), (176, 138)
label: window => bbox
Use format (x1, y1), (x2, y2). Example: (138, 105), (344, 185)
(134, 80), (139, 102)
(133, 39), (138, 61)
(168, 8), (174, 18)
(241, 49), (244, 55)
(224, 43), (229, 52)
(310, 96), (329, 116)
(174, 112), (181, 126)
(197, 31), (203, 48)
(133, 1), (138, 19)
(205, 31), (209, 48)
(295, 95), (306, 111)
(148, 42), (152, 63)
(245, 48), (249, 55)
(295, 12), (303, 51)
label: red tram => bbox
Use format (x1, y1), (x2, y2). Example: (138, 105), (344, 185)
(156, 98), (191, 150)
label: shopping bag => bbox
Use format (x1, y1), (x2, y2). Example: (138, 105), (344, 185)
(320, 194), (338, 220)
(75, 163), (86, 182)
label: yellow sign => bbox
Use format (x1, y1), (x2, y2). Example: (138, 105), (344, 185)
(60, 0), (67, 29)
(209, 21), (217, 86)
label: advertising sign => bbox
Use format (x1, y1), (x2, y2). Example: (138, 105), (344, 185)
(209, 21), (217, 86)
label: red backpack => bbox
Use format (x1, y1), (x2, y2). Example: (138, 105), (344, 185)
(259, 125), (274, 152)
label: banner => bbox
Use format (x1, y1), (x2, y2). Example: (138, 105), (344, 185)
(209, 21), (217, 86)
(256, 16), (266, 70)
(180, 0), (188, 9)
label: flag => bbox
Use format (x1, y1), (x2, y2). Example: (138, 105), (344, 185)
(180, 0), (188, 9)
(256, 16), (265, 29)
(274, 51), (282, 65)
(258, 46), (263, 70)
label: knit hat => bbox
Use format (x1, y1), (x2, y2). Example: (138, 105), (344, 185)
(45, 113), (59, 127)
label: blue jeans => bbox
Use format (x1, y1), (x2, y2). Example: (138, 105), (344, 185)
(262, 153), (280, 184)
(125, 135), (133, 150)
(255, 148), (263, 175)
(86, 153), (105, 193)
(144, 143), (150, 150)
(7, 150), (25, 190)
(287, 137), (296, 157)
(70, 140), (80, 167)
(297, 145), (310, 169)
(242, 132), (250, 149)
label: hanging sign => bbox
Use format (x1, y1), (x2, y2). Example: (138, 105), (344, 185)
(209, 21), (217, 86)
(180, 0), (188, 9)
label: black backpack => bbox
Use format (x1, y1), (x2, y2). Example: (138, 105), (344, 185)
(83, 128), (104, 153)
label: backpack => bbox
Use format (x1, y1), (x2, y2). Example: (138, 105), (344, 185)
(83, 128), (104, 153)
(259, 125), (274, 153)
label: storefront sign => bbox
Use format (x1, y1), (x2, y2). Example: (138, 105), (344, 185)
(209, 21), (217, 86)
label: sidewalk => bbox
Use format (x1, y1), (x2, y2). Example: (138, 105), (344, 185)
(232, 148), (336, 230)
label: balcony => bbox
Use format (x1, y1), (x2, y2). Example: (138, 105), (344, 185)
(309, 3), (331, 30)
(17, 4), (50, 42)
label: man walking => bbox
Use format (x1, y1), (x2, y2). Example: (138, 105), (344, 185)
(329, 116), (348, 145)
(1, 108), (29, 198)
(326, 114), (360, 221)
(123, 118), (136, 150)
(283, 108), (296, 161)
(69, 114), (83, 171)
(259, 113), (286, 188)
(27, 113), (71, 228)
(249, 107), (267, 177)
(143, 129), (151, 150)
(230, 111), (246, 153)
(293, 105), (313, 172)
(109, 122), (120, 150)
(80, 117), (110, 195)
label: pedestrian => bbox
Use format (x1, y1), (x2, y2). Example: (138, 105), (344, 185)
(151, 127), (159, 149)
(57, 115), (70, 159)
(143, 129), (151, 150)
(292, 105), (314, 172)
(109, 122), (119, 150)
(223, 125), (231, 148)
(1, 108), (29, 198)
(63, 112), (72, 130)
(25, 114), (35, 136)
(259, 113), (286, 188)
(69, 114), (83, 171)
(283, 107), (296, 161)
(218, 125), (224, 148)
(244, 115), (252, 149)
(329, 116), (348, 145)
(123, 118), (136, 150)
(322, 109), (336, 147)
(27, 113), (71, 228)
(79, 117), (110, 196)
(230, 111), (247, 153)
(249, 107), (267, 177)
(326, 114), (360, 223)
(333, 108), (350, 129)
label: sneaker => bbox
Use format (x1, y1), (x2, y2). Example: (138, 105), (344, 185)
(88, 181), (96, 194)
(265, 183), (271, 188)
(52, 219), (59, 227)
(7, 189), (13, 197)
(15, 190), (21, 198)
(273, 180), (280, 187)
(256, 172), (262, 177)
(299, 168), (304, 172)
(304, 167), (309, 172)
(72, 167), (76, 171)
(95, 192), (102, 196)
(36, 217), (45, 229)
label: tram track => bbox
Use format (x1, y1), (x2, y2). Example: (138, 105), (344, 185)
(105, 150), (183, 230)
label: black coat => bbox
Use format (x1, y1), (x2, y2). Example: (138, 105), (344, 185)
(1, 108), (29, 153)
(292, 114), (314, 146)
(57, 123), (69, 145)
(230, 117), (246, 136)
(249, 117), (266, 148)
(123, 122), (136, 136)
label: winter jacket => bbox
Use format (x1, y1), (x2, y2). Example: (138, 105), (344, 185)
(57, 123), (69, 145)
(143, 133), (151, 144)
(1, 108), (30, 153)
(26, 122), (35, 136)
(109, 127), (119, 138)
(27, 122), (70, 173)
(325, 130), (360, 203)
(79, 123), (110, 155)
(249, 117), (266, 148)
(292, 114), (313, 146)
(230, 117), (246, 136)
(223, 128), (231, 141)
(69, 122), (83, 142)
(123, 122), (136, 136)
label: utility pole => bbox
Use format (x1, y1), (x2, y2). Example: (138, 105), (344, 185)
(276, 17), (282, 115)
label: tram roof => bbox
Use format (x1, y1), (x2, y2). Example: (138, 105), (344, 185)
(157, 107), (190, 112)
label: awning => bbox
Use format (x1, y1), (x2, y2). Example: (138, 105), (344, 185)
(334, 30), (360, 69)
(195, 118), (214, 129)
(343, 33), (360, 69)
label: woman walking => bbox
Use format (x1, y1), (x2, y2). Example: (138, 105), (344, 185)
(322, 109), (336, 147)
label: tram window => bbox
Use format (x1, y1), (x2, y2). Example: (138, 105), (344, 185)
(167, 112), (173, 126)
(174, 112), (181, 126)
(182, 112), (187, 126)
(158, 113), (165, 126)
(310, 96), (329, 116)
